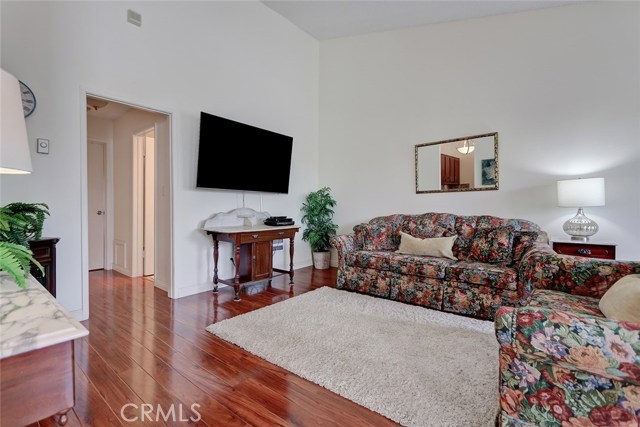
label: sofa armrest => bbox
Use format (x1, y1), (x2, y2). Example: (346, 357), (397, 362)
(516, 242), (556, 297)
(495, 306), (640, 385)
(329, 234), (360, 268)
(533, 253), (640, 298)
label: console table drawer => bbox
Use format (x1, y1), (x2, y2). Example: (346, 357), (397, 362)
(240, 229), (295, 243)
(553, 242), (616, 260)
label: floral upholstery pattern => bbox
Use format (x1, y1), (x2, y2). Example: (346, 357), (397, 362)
(533, 254), (640, 299)
(446, 261), (518, 291)
(443, 281), (527, 320)
(468, 226), (517, 265)
(511, 231), (540, 265)
(331, 212), (545, 320)
(528, 289), (603, 317)
(390, 276), (443, 310)
(496, 295), (640, 426)
(345, 251), (453, 279)
(357, 223), (401, 251)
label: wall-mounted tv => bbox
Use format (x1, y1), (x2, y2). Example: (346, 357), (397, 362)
(196, 111), (293, 194)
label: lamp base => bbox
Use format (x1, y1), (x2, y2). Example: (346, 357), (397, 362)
(563, 207), (598, 241)
(570, 236), (590, 242)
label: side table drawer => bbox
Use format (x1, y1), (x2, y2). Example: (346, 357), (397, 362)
(553, 242), (616, 260)
(240, 229), (295, 244)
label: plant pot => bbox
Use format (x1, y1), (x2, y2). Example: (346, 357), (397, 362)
(312, 251), (331, 270)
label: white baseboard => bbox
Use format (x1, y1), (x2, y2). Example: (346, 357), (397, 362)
(171, 282), (228, 299)
(112, 264), (132, 277)
(70, 308), (88, 322)
(154, 278), (169, 292)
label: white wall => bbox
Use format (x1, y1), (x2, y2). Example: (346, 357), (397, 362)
(319, 2), (640, 260)
(1, 1), (319, 318)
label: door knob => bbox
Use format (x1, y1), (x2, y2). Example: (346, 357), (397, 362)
(97, 210), (104, 215)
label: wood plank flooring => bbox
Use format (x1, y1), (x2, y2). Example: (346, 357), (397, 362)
(32, 268), (395, 427)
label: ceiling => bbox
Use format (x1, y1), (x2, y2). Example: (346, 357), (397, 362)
(262, 0), (582, 40)
(87, 96), (131, 120)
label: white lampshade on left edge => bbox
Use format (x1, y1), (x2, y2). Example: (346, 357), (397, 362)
(1, 68), (32, 174)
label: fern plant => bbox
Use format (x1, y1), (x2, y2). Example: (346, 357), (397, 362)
(0, 242), (42, 288)
(0, 202), (49, 288)
(301, 187), (338, 252)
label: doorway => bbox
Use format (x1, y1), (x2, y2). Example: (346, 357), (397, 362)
(85, 94), (172, 293)
(87, 140), (107, 270)
(135, 128), (155, 277)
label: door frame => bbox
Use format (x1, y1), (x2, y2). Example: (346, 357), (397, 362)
(133, 127), (156, 278)
(87, 139), (110, 271)
(80, 87), (174, 321)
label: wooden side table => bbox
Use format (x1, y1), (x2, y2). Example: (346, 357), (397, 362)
(552, 240), (616, 260)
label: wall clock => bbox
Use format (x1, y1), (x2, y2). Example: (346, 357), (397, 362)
(19, 81), (36, 117)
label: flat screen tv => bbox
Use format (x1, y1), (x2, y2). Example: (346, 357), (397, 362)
(196, 111), (293, 194)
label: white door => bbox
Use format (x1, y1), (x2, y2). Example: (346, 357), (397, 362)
(143, 132), (155, 276)
(88, 141), (106, 270)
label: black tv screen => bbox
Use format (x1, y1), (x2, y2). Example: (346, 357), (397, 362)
(196, 112), (293, 193)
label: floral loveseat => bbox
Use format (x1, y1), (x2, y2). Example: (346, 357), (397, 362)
(496, 254), (640, 426)
(330, 213), (549, 320)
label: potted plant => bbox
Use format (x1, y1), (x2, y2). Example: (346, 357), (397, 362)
(301, 187), (338, 269)
(0, 202), (49, 287)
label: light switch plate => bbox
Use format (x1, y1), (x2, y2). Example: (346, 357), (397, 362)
(37, 138), (50, 154)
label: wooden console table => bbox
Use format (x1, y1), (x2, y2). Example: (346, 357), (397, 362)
(0, 273), (88, 426)
(203, 224), (300, 301)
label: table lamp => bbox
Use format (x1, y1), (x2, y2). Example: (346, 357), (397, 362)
(557, 177), (605, 241)
(1, 68), (32, 174)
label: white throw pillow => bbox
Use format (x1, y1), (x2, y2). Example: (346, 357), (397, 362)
(396, 231), (457, 260)
(598, 274), (640, 322)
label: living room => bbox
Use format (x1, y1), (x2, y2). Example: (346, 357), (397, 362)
(1, 1), (639, 426)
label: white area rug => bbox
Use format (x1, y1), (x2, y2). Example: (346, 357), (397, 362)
(206, 287), (499, 427)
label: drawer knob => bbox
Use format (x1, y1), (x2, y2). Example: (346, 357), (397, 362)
(252, 234), (258, 239)
(577, 248), (592, 255)
(278, 232), (284, 235)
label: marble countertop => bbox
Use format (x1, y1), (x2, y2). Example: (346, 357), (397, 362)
(0, 273), (88, 359)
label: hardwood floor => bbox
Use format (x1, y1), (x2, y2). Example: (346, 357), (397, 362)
(32, 268), (395, 427)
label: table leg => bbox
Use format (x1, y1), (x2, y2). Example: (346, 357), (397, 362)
(212, 239), (219, 293)
(289, 238), (295, 285)
(55, 409), (70, 426)
(234, 244), (241, 301)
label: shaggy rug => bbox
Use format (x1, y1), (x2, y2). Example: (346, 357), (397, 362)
(206, 287), (499, 427)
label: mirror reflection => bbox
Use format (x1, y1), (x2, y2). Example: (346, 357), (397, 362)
(415, 132), (498, 193)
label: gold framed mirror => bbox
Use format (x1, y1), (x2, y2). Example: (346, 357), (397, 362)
(415, 132), (498, 194)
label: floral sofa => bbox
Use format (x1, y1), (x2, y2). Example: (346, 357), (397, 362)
(496, 254), (640, 426)
(330, 213), (549, 320)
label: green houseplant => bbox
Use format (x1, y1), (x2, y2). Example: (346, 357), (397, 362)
(0, 202), (49, 288)
(301, 187), (338, 269)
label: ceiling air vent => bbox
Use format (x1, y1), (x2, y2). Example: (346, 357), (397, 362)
(127, 9), (142, 27)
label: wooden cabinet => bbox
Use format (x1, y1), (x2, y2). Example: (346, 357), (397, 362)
(441, 154), (460, 186)
(553, 241), (616, 260)
(205, 225), (299, 301)
(28, 237), (60, 297)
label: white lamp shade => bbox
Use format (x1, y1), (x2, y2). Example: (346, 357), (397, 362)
(557, 177), (605, 207)
(1, 69), (32, 174)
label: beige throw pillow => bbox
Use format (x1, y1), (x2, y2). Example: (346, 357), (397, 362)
(599, 274), (640, 322)
(396, 231), (457, 260)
